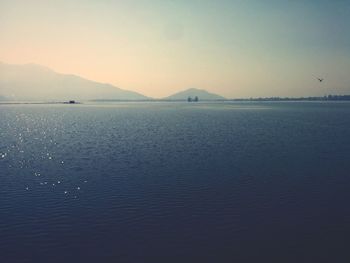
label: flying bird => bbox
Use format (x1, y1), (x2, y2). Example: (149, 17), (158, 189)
(317, 78), (324, 82)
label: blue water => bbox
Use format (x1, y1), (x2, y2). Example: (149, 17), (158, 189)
(1, 102), (350, 262)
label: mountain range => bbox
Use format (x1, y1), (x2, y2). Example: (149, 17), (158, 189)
(0, 62), (225, 101)
(0, 62), (149, 101)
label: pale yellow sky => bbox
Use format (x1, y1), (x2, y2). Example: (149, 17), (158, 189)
(1, 0), (350, 98)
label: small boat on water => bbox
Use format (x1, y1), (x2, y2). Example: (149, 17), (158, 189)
(63, 100), (80, 104)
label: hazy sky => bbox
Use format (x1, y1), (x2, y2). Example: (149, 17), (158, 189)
(1, 0), (350, 98)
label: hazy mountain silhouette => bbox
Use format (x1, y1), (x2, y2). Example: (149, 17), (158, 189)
(0, 62), (149, 101)
(165, 88), (225, 100)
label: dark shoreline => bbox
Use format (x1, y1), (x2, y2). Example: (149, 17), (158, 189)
(0, 102), (82, 105)
(1, 94), (350, 105)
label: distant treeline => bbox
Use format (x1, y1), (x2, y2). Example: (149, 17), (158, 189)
(231, 95), (350, 102)
(90, 95), (350, 102)
(88, 95), (350, 103)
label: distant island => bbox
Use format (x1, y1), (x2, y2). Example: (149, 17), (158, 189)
(92, 88), (224, 102)
(164, 88), (226, 101)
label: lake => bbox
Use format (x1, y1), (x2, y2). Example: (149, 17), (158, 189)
(1, 101), (350, 262)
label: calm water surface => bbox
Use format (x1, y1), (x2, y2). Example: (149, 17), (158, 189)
(1, 102), (350, 262)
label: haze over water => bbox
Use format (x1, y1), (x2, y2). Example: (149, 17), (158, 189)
(1, 0), (350, 98)
(1, 102), (350, 262)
